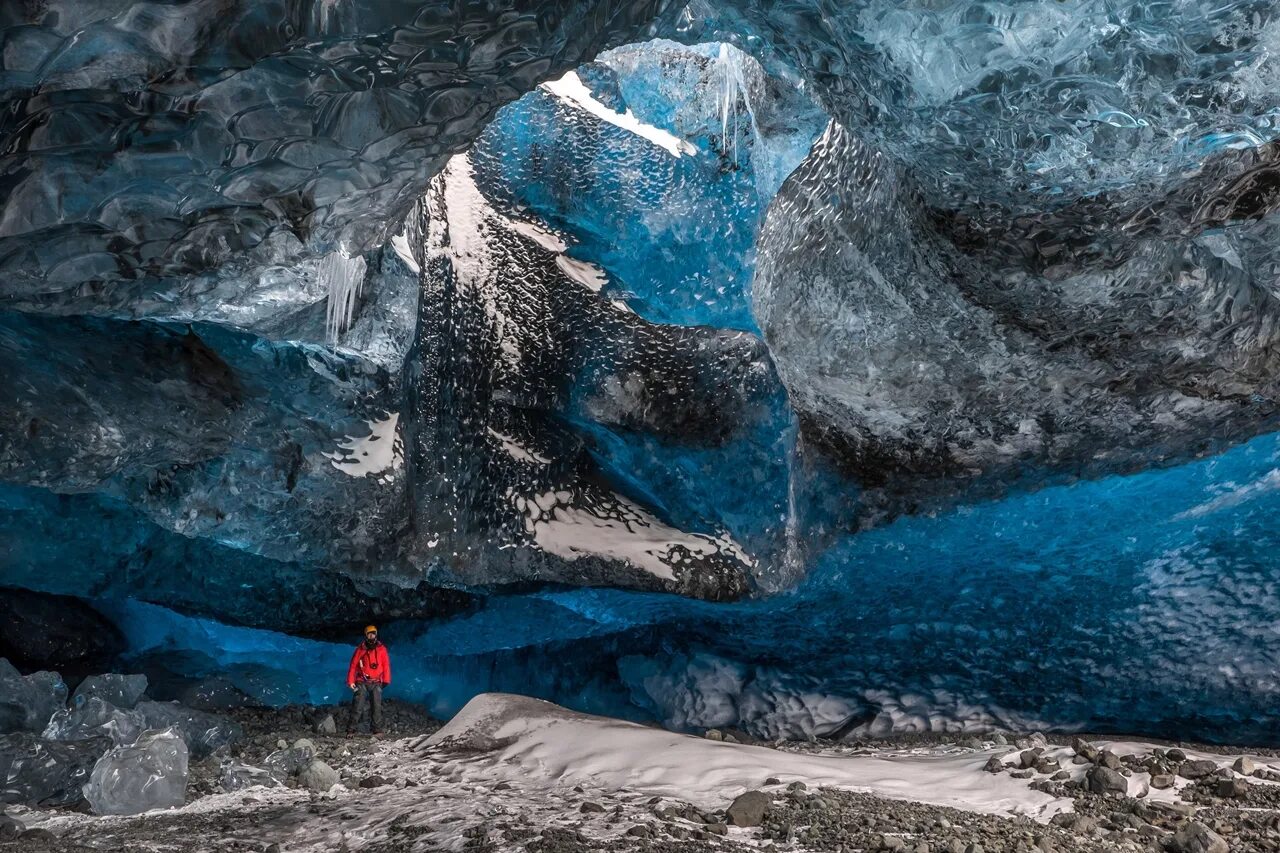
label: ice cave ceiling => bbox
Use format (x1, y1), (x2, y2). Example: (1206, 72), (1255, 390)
(5, 0), (1280, 741)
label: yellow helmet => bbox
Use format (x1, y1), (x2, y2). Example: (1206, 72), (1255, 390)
(364, 625), (377, 635)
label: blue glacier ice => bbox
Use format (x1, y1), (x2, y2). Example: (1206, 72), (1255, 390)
(5, 0), (1280, 745)
(92, 430), (1280, 742)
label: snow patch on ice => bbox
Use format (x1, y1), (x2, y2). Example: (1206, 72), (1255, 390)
(487, 428), (551, 465)
(389, 230), (420, 274)
(511, 491), (750, 583)
(429, 155), (525, 370)
(555, 254), (608, 293)
(541, 70), (698, 158)
(323, 413), (402, 482)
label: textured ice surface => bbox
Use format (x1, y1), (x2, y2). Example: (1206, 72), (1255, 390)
(0, 40), (809, 613)
(472, 40), (826, 330)
(44, 698), (146, 748)
(71, 674), (148, 711)
(82, 429), (1280, 744)
(263, 744), (315, 780)
(0, 0), (682, 300)
(753, 121), (1280, 513)
(0, 732), (110, 807)
(405, 149), (788, 597)
(678, 0), (1280, 211)
(132, 702), (242, 760)
(0, 660), (67, 734)
(83, 729), (189, 816)
(8, 0), (1280, 743)
(220, 760), (282, 793)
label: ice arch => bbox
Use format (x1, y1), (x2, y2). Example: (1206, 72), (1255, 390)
(5, 0), (1280, 743)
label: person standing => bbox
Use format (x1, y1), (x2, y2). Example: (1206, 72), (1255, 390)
(346, 625), (390, 736)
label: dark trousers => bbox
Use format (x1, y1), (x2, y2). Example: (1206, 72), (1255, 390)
(349, 682), (383, 732)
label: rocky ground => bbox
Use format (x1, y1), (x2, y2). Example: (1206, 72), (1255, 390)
(185, 699), (444, 799)
(4, 699), (1280, 853)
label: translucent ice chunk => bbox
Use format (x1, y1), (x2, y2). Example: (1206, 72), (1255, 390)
(133, 701), (242, 759)
(83, 728), (189, 816)
(0, 659), (67, 734)
(262, 743), (314, 779)
(44, 697), (146, 747)
(72, 674), (148, 710)
(220, 760), (281, 792)
(0, 732), (110, 807)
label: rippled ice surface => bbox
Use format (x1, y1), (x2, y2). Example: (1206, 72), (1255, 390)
(6, 0), (1280, 743)
(104, 428), (1280, 743)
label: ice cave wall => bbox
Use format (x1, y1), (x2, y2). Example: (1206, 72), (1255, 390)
(5, 0), (1280, 741)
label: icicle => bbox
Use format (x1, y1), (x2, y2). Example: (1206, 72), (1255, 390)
(716, 43), (763, 166)
(320, 249), (368, 345)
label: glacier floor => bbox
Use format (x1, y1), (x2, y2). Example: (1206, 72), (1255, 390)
(11, 693), (1280, 852)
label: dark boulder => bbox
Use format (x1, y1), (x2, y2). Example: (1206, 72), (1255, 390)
(0, 588), (122, 674)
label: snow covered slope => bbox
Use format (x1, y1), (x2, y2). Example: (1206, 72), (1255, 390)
(425, 693), (1071, 820)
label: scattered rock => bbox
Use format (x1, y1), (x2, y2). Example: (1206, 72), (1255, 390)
(1179, 759), (1218, 780)
(705, 822), (728, 836)
(1150, 773), (1175, 789)
(1234, 756), (1255, 776)
(704, 729), (723, 741)
(1169, 820), (1228, 853)
(0, 813), (22, 842)
(626, 824), (651, 838)
(1072, 737), (1099, 762)
(1166, 748), (1188, 762)
(297, 759), (339, 792)
(1085, 765), (1128, 795)
(579, 801), (605, 814)
(315, 715), (337, 736)
(359, 774), (387, 789)
(1216, 777), (1248, 799)
(764, 776), (781, 785)
(1051, 813), (1097, 834)
(726, 790), (771, 827)
(982, 756), (1004, 773)
(1098, 750), (1122, 770)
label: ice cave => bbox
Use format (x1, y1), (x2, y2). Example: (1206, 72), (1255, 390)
(6, 0), (1280, 849)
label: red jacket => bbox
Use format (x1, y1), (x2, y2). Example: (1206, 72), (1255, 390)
(347, 641), (391, 687)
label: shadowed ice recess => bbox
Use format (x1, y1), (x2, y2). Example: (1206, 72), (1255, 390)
(6, 0), (1280, 743)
